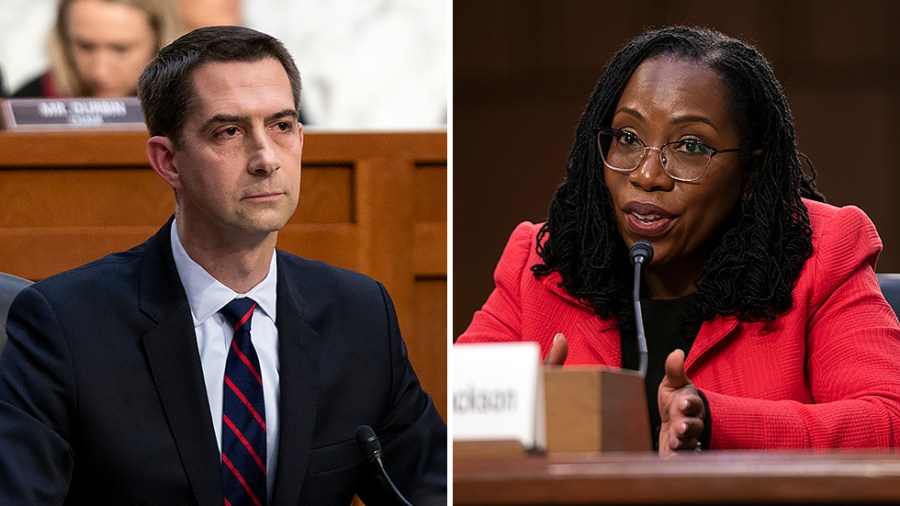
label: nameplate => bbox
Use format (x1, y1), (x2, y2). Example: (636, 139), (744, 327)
(452, 342), (545, 451)
(0, 98), (146, 131)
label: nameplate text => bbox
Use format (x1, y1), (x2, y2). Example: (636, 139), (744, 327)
(0, 97), (145, 131)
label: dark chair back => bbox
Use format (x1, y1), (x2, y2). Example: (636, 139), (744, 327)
(0, 272), (33, 354)
(877, 273), (900, 318)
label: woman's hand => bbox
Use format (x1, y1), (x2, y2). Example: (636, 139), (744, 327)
(543, 333), (569, 366)
(657, 349), (705, 455)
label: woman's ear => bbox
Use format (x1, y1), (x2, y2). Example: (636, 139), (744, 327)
(146, 136), (181, 190)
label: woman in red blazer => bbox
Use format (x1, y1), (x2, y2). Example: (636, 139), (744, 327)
(457, 26), (900, 454)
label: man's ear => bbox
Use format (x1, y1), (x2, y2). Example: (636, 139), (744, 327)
(147, 136), (181, 190)
(298, 122), (304, 152)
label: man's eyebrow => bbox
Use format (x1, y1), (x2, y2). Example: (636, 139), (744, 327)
(200, 114), (247, 132)
(267, 109), (300, 122)
(200, 110), (298, 131)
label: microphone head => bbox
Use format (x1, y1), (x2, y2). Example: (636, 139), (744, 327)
(355, 425), (383, 463)
(629, 240), (654, 266)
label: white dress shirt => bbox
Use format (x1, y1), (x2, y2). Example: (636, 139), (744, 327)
(170, 221), (281, 498)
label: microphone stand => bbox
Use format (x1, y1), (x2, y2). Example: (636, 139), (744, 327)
(355, 425), (414, 506)
(629, 240), (654, 378)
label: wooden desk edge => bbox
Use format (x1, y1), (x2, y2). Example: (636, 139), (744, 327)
(454, 451), (900, 505)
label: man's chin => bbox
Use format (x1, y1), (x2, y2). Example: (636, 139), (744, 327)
(242, 215), (293, 236)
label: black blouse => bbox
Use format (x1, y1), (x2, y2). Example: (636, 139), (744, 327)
(621, 294), (702, 450)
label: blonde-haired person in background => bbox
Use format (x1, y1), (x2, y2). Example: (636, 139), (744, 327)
(174, 0), (242, 31)
(13, 0), (181, 98)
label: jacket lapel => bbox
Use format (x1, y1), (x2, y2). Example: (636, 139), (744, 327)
(538, 266), (743, 371)
(139, 221), (223, 506)
(584, 320), (623, 367)
(686, 317), (740, 371)
(271, 254), (321, 506)
(541, 274), (622, 366)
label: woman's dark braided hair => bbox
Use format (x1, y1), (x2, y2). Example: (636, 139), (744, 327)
(532, 26), (824, 336)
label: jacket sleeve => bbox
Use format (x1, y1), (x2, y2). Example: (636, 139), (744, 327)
(456, 222), (539, 343)
(357, 282), (447, 505)
(704, 205), (900, 448)
(0, 286), (75, 504)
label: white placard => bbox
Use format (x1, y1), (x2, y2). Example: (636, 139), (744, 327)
(452, 342), (545, 450)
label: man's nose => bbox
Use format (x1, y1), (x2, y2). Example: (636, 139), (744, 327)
(248, 132), (281, 175)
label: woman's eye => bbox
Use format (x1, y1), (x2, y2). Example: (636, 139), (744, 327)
(678, 139), (711, 156)
(619, 131), (641, 146)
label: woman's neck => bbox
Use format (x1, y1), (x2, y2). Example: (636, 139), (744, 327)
(643, 261), (702, 300)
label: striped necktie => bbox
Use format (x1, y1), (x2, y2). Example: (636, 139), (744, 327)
(219, 298), (267, 506)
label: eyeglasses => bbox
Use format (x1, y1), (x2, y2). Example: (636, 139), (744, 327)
(596, 127), (743, 182)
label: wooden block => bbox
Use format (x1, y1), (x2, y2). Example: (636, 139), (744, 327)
(543, 366), (651, 453)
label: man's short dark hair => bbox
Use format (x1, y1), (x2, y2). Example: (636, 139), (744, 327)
(138, 25), (302, 146)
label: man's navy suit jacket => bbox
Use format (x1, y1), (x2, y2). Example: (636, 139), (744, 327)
(0, 221), (447, 504)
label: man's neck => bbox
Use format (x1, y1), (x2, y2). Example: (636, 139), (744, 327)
(176, 220), (277, 294)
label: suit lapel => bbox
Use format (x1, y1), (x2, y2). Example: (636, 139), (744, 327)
(538, 267), (742, 371)
(686, 317), (740, 371)
(541, 274), (623, 365)
(139, 221), (223, 506)
(584, 321), (623, 366)
(271, 254), (321, 506)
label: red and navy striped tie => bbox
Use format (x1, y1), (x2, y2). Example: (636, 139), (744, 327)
(219, 298), (267, 506)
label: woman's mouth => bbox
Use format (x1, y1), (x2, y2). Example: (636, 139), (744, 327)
(622, 203), (675, 238)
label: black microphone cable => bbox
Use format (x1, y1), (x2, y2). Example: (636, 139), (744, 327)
(355, 425), (414, 506)
(629, 240), (654, 377)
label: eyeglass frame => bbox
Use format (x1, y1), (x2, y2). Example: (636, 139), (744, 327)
(595, 127), (745, 182)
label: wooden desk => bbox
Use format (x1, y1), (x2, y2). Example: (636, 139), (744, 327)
(454, 451), (900, 505)
(0, 129), (447, 417)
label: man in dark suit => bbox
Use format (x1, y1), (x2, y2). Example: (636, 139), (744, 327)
(0, 26), (446, 505)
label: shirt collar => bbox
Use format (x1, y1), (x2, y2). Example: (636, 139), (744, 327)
(170, 219), (278, 327)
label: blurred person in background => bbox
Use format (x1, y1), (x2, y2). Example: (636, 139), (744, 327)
(245, 0), (446, 129)
(1, 0), (446, 128)
(174, 0), (241, 31)
(13, 0), (181, 98)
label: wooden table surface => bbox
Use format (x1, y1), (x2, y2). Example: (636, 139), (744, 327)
(454, 450), (900, 505)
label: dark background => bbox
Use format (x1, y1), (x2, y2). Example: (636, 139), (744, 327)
(453, 0), (900, 337)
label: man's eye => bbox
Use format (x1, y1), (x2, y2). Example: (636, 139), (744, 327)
(217, 127), (240, 138)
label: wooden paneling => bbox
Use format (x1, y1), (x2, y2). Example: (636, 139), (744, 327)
(0, 129), (447, 418)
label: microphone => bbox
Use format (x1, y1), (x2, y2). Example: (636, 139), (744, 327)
(355, 425), (414, 506)
(629, 240), (653, 377)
